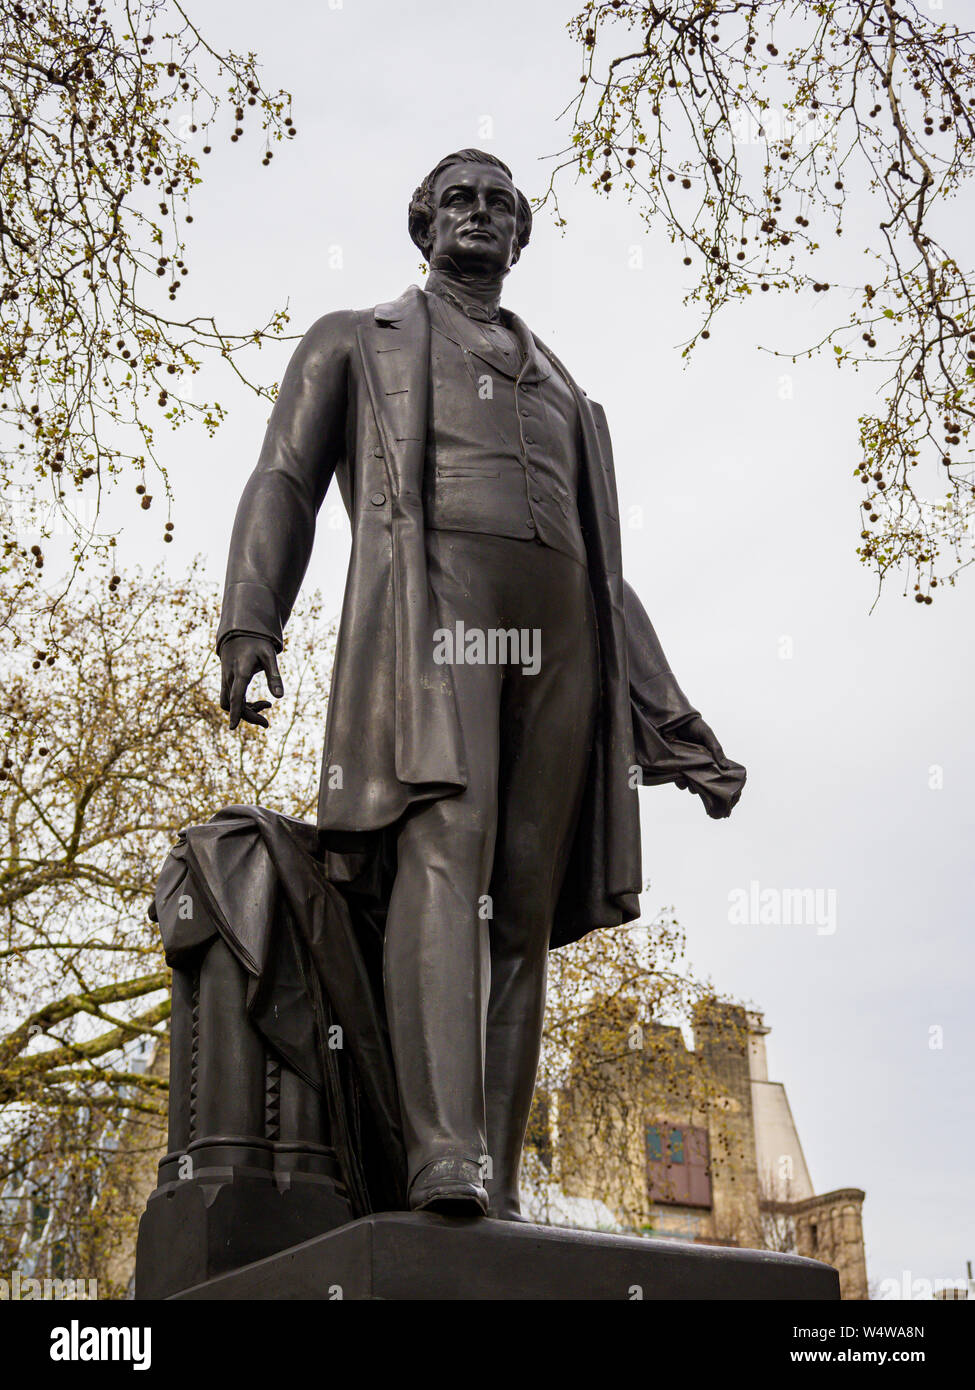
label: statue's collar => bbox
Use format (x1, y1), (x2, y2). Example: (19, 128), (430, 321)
(372, 286), (549, 381)
(424, 269), (502, 324)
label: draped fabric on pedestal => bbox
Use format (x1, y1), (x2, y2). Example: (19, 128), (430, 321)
(152, 806), (405, 1217)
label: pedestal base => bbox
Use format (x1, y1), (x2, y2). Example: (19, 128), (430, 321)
(135, 1170), (353, 1300)
(165, 1211), (840, 1301)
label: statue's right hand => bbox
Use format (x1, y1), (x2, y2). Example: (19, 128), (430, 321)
(219, 635), (284, 731)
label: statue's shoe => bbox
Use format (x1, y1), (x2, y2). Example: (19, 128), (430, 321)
(486, 1185), (529, 1221)
(488, 1207), (530, 1222)
(408, 1157), (489, 1217)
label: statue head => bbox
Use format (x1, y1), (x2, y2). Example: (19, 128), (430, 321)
(408, 150), (532, 277)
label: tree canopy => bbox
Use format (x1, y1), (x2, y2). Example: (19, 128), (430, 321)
(550, 0), (975, 603)
(0, 563), (332, 1126)
(0, 0), (296, 621)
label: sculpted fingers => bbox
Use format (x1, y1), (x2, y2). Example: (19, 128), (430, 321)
(260, 648), (284, 700)
(240, 699), (271, 729)
(228, 673), (245, 729)
(228, 658), (255, 729)
(220, 636), (278, 731)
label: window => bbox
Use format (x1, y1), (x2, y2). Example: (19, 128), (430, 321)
(646, 1123), (711, 1209)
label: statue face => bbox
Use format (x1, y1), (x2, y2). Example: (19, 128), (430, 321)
(427, 162), (519, 274)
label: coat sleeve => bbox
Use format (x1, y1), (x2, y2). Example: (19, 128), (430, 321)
(216, 311), (354, 652)
(623, 579), (699, 730)
(624, 579), (746, 818)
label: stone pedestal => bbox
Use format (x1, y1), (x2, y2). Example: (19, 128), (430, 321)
(163, 1212), (840, 1301)
(135, 934), (354, 1300)
(135, 1165), (353, 1301)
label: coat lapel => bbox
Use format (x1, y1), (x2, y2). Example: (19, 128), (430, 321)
(357, 285), (430, 502)
(504, 310), (552, 385)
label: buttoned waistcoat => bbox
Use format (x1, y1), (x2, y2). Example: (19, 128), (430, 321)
(422, 291), (587, 565)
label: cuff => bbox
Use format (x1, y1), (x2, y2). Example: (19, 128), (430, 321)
(216, 581), (285, 654)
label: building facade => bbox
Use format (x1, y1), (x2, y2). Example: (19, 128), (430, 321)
(545, 998), (869, 1299)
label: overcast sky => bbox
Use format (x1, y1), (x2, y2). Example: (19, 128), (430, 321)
(105, 0), (974, 1294)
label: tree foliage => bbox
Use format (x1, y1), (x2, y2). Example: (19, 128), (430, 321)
(0, 0), (296, 616)
(0, 562), (332, 1130)
(550, 0), (975, 602)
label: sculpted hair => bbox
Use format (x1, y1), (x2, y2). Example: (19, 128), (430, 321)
(408, 149), (533, 264)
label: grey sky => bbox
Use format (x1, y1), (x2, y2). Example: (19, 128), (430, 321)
(119, 0), (974, 1293)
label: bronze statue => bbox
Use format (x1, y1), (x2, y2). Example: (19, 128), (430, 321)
(215, 149), (745, 1222)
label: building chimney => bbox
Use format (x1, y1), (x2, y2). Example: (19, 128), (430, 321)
(747, 1010), (770, 1083)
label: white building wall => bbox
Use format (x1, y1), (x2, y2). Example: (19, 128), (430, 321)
(747, 1013), (815, 1201)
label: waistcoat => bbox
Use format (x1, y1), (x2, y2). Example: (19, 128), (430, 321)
(422, 291), (587, 567)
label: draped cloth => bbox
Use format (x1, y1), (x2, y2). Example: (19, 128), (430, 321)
(152, 806), (405, 1216)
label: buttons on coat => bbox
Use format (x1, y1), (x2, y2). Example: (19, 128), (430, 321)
(372, 445), (387, 507)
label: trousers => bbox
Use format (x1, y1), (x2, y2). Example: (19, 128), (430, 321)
(382, 528), (599, 1210)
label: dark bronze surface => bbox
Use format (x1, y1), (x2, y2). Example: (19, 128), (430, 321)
(215, 149), (744, 1219)
(138, 152), (746, 1297)
(169, 1212), (838, 1303)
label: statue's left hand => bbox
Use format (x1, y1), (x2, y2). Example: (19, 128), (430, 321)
(673, 714), (731, 767)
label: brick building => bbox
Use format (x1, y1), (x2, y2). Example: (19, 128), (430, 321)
(540, 998), (869, 1299)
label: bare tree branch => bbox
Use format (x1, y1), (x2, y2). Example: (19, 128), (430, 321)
(545, 0), (975, 603)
